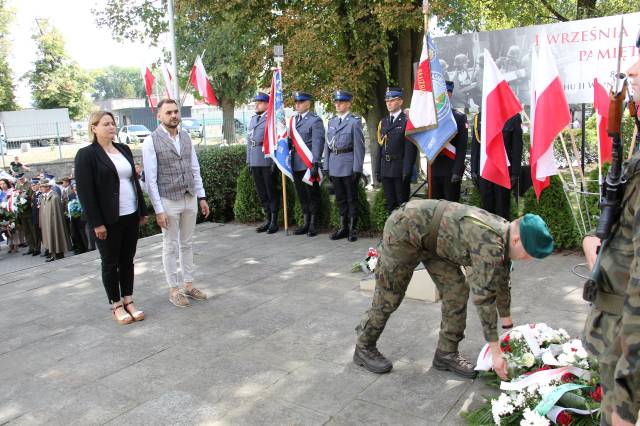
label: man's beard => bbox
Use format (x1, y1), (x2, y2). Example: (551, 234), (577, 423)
(164, 121), (179, 129)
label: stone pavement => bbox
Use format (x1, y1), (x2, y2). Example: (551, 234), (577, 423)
(0, 222), (590, 425)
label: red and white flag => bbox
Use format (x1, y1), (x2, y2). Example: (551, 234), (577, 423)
(405, 35), (438, 133)
(161, 62), (174, 99)
(593, 78), (612, 166)
(143, 67), (155, 112)
(190, 55), (218, 106)
(480, 49), (523, 189)
(529, 34), (571, 200)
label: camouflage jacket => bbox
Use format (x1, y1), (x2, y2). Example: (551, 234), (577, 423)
(399, 200), (511, 342)
(599, 153), (640, 420)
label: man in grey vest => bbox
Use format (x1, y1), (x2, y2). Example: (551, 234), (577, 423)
(142, 99), (211, 308)
(323, 90), (365, 242)
(290, 91), (325, 237)
(247, 92), (279, 234)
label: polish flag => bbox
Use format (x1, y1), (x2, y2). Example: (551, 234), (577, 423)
(529, 34), (571, 200)
(190, 55), (218, 106)
(161, 62), (174, 99)
(480, 49), (523, 189)
(593, 78), (612, 165)
(143, 67), (155, 112)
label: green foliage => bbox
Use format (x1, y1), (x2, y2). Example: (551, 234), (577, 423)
(91, 66), (147, 100)
(585, 162), (610, 230)
(138, 194), (161, 238)
(523, 175), (580, 250)
(233, 166), (264, 223)
(329, 182), (371, 231)
(0, 0), (17, 111)
(198, 144), (246, 222)
(370, 186), (389, 233)
(292, 181), (333, 230)
(24, 20), (92, 120)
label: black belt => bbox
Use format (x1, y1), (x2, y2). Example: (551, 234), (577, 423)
(383, 154), (400, 162)
(333, 147), (353, 154)
(251, 141), (263, 147)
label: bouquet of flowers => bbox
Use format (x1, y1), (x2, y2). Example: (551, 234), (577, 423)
(464, 323), (601, 425)
(352, 247), (379, 273)
(67, 198), (83, 219)
(0, 200), (16, 236)
(7, 190), (29, 216)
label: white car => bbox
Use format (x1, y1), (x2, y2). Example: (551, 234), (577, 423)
(118, 125), (151, 144)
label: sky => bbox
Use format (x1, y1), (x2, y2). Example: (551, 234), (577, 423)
(7, 0), (166, 107)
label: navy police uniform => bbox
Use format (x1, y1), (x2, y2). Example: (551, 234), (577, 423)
(376, 87), (418, 213)
(290, 91), (326, 237)
(470, 111), (523, 220)
(323, 90), (365, 242)
(247, 92), (280, 233)
(431, 81), (468, 202)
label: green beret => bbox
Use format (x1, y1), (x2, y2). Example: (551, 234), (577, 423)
(520, 214), (554, 259)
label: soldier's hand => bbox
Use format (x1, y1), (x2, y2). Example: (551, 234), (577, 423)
(451, 174), (462, 183)
(471, 173), (479, 187)
(492, 352), (508, 381)
(510, 175), (518, 188)
(352, 172), (362, 183)
(375, 173), (381, 183)
(311, 163), (320, 179)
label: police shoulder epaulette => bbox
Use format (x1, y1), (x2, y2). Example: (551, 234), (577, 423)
(352, 114), (361, 120)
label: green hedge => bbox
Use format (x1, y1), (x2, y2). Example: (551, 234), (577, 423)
(138, 193), (161, 238)
(292, 181), (333, 230)
(329, 181), (371, 231)
(371, 187), (389, 233)
(523, 175), (580, 250)
(233, 166), (265, 223)
(198, 144), (246, 222)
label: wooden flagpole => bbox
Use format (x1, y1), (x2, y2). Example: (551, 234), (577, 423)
(274, 46), (288, 234)
(423, 1), (432, 199)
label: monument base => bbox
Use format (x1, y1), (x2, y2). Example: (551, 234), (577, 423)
(359, 264), (440, 302)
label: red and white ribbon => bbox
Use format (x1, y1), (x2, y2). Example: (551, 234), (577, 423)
(289, 116), (323, 186)
(499, 365), (591, 392)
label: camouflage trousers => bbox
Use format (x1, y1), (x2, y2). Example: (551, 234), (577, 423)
(356, 205), (511, 352)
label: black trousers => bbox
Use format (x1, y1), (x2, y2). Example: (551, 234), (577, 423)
(95, 212), (140, 304)
(17, 213), (36, 251)
(382, 177), (410, 213)
(431, 176), (462, 202)
(293, 170), (320, 215)
(478, 178), (511, 220)
(333, 176), (358, 218)
(70, 217), (87, 253)
(251, 166), (279, 214)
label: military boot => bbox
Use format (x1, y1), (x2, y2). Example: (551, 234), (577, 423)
(432, 349), (478, 379)
(256, 215), (270, 233)
(307, 214), (317, 237)
(353, 345), (392, 374)
(294, 213), (310, 235)
(348, 216), (358, 242)
(267, 212), (279, 234)
(330, 215), (349, 240)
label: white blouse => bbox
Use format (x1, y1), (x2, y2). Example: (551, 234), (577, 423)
(107, 151), (137, 216)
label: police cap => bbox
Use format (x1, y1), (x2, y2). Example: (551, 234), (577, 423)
(334, 90), (353, 102)
(519, 214), (554, 259)
(385, 87), (403, 100)
(254, 92), (270, 103)
(293, 91), (313, 102)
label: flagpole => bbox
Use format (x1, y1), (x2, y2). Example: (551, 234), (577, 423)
(167, 0), (180, 104)
(423, 1), (433, 199)
(274, 45), (288, 235)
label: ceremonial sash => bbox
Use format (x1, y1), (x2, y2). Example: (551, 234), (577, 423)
(289, 116), (323, 186)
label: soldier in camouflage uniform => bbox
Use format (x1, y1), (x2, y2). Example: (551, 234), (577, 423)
(354, 199), (553, 379)
(582, 31), (640, 426)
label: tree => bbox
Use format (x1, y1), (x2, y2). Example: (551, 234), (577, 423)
(91, 66), (147, 100)
(0, 0), (17, 110)
(24, 20), (93, 120)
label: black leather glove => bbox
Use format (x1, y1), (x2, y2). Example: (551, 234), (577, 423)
(352, 172), (362, 183)
(471, 173), (479, 187)
(451, 174), (462, 183)
(510, 175), (518, 188)
(375, 173), (381, 183)
(311, 163), (320, 178)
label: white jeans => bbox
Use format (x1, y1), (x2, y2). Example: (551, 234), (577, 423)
(160, 194), (197, 287)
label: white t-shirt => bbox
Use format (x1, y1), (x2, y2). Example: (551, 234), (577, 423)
(107, 151), (137, 216)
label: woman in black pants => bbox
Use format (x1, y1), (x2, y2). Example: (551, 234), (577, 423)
(75, 111), (148, 325)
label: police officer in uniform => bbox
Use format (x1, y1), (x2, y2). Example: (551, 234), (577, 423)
(430, 81), (468, 202)
(470, 111), (523, 220)
(582, 30), (640, 426)
(376, 87), (417, 213)
(323, 90), (365, 242)
(247, 92), (279, 234)
(353, 199), (554, 379)
(290, 91), (325, 237)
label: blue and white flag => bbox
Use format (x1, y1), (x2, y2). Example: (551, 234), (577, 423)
(265, 68), (293, 180)
(406, 34), (458, 163)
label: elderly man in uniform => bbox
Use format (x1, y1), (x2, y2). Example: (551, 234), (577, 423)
(290, 91), (325, 237)
(430, 81), (468, 202)
(247, 92), (279, 234)
(353, 199), (553, 379)
(38, 178), (71, 262)
(582, 30), (640, 426)
(376, 87), (417, 213)
(323, 90), (365, 242)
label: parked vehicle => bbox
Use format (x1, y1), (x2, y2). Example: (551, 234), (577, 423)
(181, 117), (203, 138)
(0, 108), (72, 148)
(118, 124), (151, 144)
